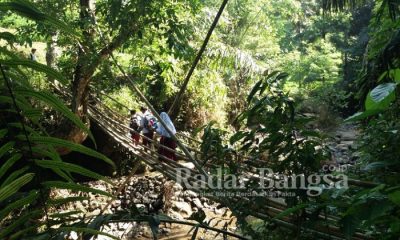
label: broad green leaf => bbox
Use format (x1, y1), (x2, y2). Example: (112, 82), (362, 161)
(42, 181), (113, 198)
(35, 160), (112, 184)
(364, 161), (393, 171)
(389, 68), (400, 83)
(28, 136), (114, 168)
(389, 191), (400, 206)
(247, 79), (263, 102)
(0, 153), (22, 179)
(365, 83), (396, 111)
(345, 109), (381, 122)
(13, 89), (95, 144)
(0, 59), (67, 85)
(229, 131), (246, 145)
(0, 190), (38, 220)
(0, 173), (35, 202)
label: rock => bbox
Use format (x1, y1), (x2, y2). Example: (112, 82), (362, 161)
(149, 194), (158, 199)
(169, 210), (183, 219)
(135, 192), (143, 199)
(192, 198), (203, 209)
(185, 190), (197, 198)
(136, 204), (146, 209)
(336, 156), (350, 164)
(112, 200), (121, 207)
(92, 209), (101, 215)
(337, 131), (357, 141)
(336, 144), (349, 151)
(69, 231), (78, 240)
(214, 207), (223, 215)
(172, 201), (192, 216)
(173, 184), (183, 191)
(160, 228), (171, 235)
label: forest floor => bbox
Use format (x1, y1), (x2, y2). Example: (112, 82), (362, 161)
(51, 121), (360, 240)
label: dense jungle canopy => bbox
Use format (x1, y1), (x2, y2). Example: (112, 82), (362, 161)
(0, 0), (399, 239)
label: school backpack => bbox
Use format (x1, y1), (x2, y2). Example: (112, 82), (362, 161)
(143, 114), (157, 131)
(130, 116), (140, 132)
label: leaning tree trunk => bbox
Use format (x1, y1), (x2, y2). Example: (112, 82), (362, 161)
(53, 0), (140, 154)
(168, 0), (229, 120)
(53, 0), (96, 154)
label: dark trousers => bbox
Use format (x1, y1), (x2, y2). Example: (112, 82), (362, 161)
(142, 131), (154, 147)
(158, 136), (177, 161)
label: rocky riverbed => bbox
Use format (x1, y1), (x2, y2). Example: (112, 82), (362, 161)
(326, 123), (360, 167)
(51, 171), (238, 240)
(52, 123), (360, 240)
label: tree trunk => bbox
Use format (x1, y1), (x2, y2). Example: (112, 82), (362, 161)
(168, 0), (229, 120)
(53, 0), (95, 153)
(52, 0), (140, 153)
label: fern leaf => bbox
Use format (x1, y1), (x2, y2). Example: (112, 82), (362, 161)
(0, 209), (42, 239)
(0, 166), (29, 188)
(0, 141), (15, 158)
(0, 190), (38, 220)
(48, 196), (89, 206)
(14, 89), (95, 143)
(35, 160), (112, 184)
(0, 59), (67, 85)
(0, 173), (35, 202)
(0, 128), (8, 139)
(50, 210), (82, 219)
(42, 181), (113, 198)
(0, 0), (81, 39)
(9, 226), (40, 240)
(28, 136), (115, 168)
(0, 153), (22, 179)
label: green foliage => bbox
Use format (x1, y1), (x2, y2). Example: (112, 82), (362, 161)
(199, 72), (329, 238)
(0, 50), (116, 239)
(346, 68), (399, 121)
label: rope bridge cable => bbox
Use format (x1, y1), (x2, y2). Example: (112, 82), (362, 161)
(86, 82), (379, 189)
(168, 0), (230, 118)
(88, 94), (370, 239)
(50, 81), (372, 239)
(94, 30), (208, 178)
(91, 86), (202, 145)
(44, 7), (373, 239)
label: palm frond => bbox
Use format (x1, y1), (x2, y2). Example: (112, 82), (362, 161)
(0, 0), (81, 39)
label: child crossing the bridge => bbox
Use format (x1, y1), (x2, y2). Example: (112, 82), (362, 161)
(140, 106), (156, 150)
(155, 112), (177, 161)
(129, 110), (141, 145)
